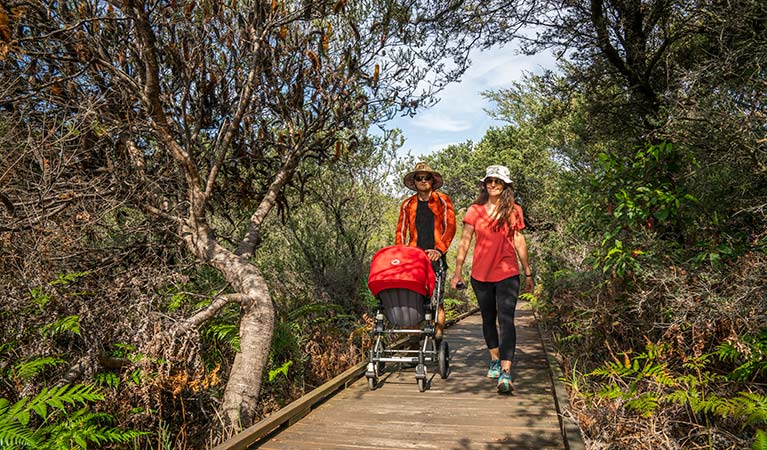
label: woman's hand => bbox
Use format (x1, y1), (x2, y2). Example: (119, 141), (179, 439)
(524, 276), (534, 293)
(450, 273), (465, 289)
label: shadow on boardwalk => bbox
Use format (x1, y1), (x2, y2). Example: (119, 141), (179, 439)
(255, 300), (574, 449)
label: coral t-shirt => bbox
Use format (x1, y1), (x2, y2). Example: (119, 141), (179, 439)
(463, 203), (525, 282)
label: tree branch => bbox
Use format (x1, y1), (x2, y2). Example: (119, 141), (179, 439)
(235, 151), (301, 258)
(184, 293), (249, 329)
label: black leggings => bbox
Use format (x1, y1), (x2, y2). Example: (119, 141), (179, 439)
(470, 275), (520, 362)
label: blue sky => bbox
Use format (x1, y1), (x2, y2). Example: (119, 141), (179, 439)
(385, 45), (557, 158)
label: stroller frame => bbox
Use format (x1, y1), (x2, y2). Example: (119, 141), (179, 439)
(365, 263), (450, 392)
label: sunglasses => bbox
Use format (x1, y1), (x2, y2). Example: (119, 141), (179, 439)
(484, 178), (505, 185)
(414, 175), (433, 182)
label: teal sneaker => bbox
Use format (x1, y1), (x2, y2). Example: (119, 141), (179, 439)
(487, 359), (501, 378)
(497, 371), (514, 394)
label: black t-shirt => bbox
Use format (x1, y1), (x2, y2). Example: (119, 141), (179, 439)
(415, 199), (435, 251)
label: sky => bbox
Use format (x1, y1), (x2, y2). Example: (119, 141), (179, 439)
(385, 45), (558, 158)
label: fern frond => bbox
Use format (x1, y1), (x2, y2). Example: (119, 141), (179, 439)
(735, 392), (767, 426)
(289, 302), (342, 321)
(13, 357), (66, 381)
(48, 271), (90, 286)
(644, 363), (676, 386)
(0, 421), (38, 449)
(753, 429), (767, 450)
(40, 315), (81, 338)
(691, 393), (730, 416)
(40, 407), (147, 449)
(204, 324), (240, 351)
(268, 360), (293, 382)
(596, 383), (623, 400)
(1, 384), (141, 450)
(625, 392), (659, 417)
(663, 388), (695, 406)
(94, 372), (120, 389)
(31, 384), (104, 416)
(717, 341), (742, 362)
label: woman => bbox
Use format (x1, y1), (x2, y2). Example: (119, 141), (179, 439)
(450, 165), (534, 393)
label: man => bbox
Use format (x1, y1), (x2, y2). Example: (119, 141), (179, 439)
(395, 162), (456, 341)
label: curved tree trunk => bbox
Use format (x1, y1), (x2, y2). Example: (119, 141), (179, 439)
(221, 289), (274, 427)
(182, 223), (274, 428)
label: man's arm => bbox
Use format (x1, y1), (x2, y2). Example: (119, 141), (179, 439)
(394, 199), (408, 245)
(435, 193), (456, 255)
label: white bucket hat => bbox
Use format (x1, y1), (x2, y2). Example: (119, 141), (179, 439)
(480, 165), (512, 184)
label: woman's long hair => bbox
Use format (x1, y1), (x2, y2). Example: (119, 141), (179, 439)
(473, 182), (518, 232)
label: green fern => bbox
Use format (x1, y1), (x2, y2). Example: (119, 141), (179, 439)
(734, 392), (767, 426)
(663, 387), (698, 406)
(0, 384), (145, 449)
(691, 393), (732, 417)
(204, 324), (240, 351)
(625, 392), (660, 417)
(48, 271), (90, 286)
(596, 383), (623, 400)
(13, 357), (66, 382)
(38, 408), (145, 450)
(717, 329), (767, 382)
(268, 360), (293, 382)
(40, 315), (81, 338)
(754, 429), (767, 450)
(94, 372), (120, 389)
(29, 287), (50, 309)
(0, 418), (36, 448)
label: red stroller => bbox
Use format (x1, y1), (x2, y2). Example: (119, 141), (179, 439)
(366, 245), (450, 391)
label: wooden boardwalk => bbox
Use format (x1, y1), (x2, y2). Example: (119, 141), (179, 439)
(254, 300), (581, 450)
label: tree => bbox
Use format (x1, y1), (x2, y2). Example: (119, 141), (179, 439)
(428, 125), (561, 230)
(0, 0), (486, 431)
(473, 0), (767, 247)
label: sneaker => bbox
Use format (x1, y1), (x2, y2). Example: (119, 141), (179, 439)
(497, 371), (514, 394)
(487, 359), (501, 378)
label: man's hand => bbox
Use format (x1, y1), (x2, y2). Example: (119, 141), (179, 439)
(425, 249), (441, 261)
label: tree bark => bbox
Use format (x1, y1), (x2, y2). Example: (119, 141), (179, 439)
(181, 221), (274, 428)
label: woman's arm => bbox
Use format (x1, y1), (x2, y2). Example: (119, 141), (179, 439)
(513, 230), (534, 293)
(450, 223), (474, 288)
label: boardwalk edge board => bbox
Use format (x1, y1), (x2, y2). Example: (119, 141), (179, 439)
(535, 314), (587, 450)
(213, 306), (480, 450)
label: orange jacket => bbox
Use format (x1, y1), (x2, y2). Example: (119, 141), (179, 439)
(395, 191), (456, 255)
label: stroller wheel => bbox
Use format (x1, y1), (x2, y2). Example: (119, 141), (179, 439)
(374, 341), (386, 377)
(416, 364), (427, 392)
(367, 376), (377, 390)
(438, 340), (450, 379)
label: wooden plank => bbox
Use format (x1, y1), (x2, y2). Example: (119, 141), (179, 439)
(212, 333), (413, 450)
(211, 361), (367, 450)
(253, 302), (570, 450)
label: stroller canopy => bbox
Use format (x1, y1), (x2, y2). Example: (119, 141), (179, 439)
(368, 245), (435, 297)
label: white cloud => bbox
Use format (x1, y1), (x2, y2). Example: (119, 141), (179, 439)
(386, 44), (558, 157)
(412, 113), (472, 132)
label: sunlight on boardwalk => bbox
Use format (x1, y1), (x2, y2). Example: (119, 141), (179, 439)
(257, 301), (565, 449)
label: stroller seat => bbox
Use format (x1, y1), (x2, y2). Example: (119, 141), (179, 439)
(378, 288), (427, 329)
(365, 245), (450, 391)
